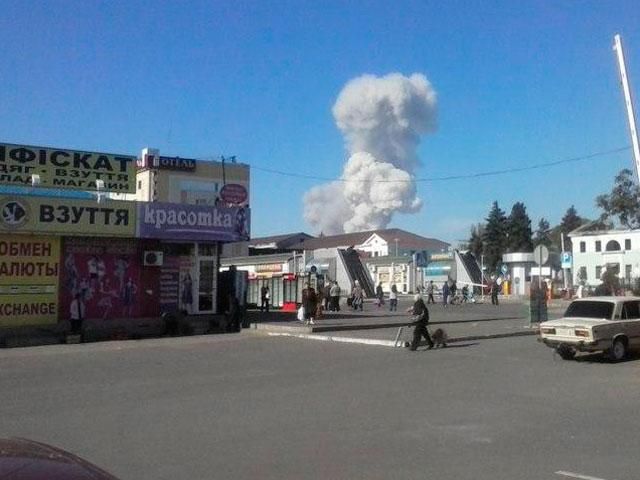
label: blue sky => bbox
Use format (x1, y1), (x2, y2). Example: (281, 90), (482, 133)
(1, 0), (639, 244)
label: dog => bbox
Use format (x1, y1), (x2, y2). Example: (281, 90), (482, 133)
(403, 328), (448, 349)
(431, 328), (448, 348)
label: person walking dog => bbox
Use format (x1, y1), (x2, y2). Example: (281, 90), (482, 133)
(407, 294), (434, 351)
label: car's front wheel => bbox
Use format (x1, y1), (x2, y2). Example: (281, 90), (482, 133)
(556, 344), (576, 360)
(609, 337), (628, 362)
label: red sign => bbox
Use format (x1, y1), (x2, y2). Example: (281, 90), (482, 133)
(220, 184), (248, 204)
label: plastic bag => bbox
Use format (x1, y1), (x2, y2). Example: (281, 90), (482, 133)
(297, 306), (305, 321)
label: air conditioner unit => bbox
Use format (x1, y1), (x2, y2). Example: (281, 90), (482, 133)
(143, 251), (164, 266)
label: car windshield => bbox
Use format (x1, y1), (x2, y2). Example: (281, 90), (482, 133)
(564, 301), (614, 320)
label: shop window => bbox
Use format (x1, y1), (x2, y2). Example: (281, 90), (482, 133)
(605, 240), (621, 251)
(595, 241), (601, 252)
(580, 241), (586, 253)
(198, 243), (217, 256)
(625, 264), (633, 279)
(625, 239), (632, 250)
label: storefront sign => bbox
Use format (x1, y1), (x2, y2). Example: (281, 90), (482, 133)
(0, 196), (136, 237)
(219, 183), (248, 204)
(0, 235), (60, 327)
(138, 154), (196, 171)
(137, 202), (250, 242)
(0, 143), (136, 193)
(255, 264), (283, 273)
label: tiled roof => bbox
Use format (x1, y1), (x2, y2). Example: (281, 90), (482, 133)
(248, 232), (314, 248)
(289, 228), (449, 252)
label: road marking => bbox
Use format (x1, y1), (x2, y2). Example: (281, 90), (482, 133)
(267, 332), (398, 347)
(555, 470), (613, 480)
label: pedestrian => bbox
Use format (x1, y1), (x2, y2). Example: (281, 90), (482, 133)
(450, 281), (457, 305)
(260, 285), (270, 313)
(442, 281), (449, 307)
(329, 281), (341, 311)
(69, 293), (85, 336)
(407, 293), (434, 351)
(351, 281), (364, 311)
(389, 283), (398, 312)
(225, 293), (241, 332)
(323, 282), (332, 311)
(461, 284), (469, 303)
(491, 279), (500, 306)
(302, 284), (318, 325)
(375, 283), (384, 308)
(426, 280), (435, 304)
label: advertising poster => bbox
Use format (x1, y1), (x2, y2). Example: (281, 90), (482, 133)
(0, 235), (61, 327)
(0, 195), (136, 237)
(159, 255), (194, 314)
(59, 238), (152, 321)
(0, 143), (136, 193)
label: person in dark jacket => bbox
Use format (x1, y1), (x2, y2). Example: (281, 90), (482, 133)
(302, 285), (318, 325)
(491, 279), (500, 305)
(375, 283), (384, 307)
(408, 294), (434, 351)
(260, 285), (270, 313)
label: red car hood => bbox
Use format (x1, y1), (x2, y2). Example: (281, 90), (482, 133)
(0, 438), (119, 480)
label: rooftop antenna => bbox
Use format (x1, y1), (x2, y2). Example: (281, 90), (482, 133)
(613, 34), (640, 181)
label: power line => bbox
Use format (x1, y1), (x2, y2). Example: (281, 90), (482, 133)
(248, 146), (632, 183)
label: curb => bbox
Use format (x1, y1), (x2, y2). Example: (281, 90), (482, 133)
(261, 328), (539, 348)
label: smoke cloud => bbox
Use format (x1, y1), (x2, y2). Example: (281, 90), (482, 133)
(303, 73), (437, 234)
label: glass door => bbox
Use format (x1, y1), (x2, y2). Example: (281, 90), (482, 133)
(198, 259), (216, 313)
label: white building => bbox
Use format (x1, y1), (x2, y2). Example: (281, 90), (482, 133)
(570, 224), (640, 286)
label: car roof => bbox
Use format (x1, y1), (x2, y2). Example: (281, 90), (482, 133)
(571, 296), (640, 303)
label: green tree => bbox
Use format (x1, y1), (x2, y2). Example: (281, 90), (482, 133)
(468, 223), (485, 259)
(596, 169), (640, 229)
(482, 201), (507, 274)
(533, 218), (551, 247)
(549, 205), (585, 252)
(506, 202), (533, 252)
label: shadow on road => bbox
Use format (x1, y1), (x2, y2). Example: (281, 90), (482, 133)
(572, 352), (640, 364)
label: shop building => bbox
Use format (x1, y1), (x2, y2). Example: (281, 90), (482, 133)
(221, 228), (450, 303)
(0, 142), (250, 333)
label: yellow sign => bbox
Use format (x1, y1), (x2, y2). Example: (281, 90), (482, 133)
(0, 196), (136, 237)
(0, 142), (136, 193)
(0, 235), (60, 327)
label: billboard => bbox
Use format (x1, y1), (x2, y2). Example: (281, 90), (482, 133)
(0, 235), (61, 327)
(137, 202), (250, 242)
(0, 195), (136, 237)
(59, 237), (146, 321)
(0, 142), (136, 193)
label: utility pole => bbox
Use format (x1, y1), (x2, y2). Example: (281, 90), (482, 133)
(614, 34), (640, 180)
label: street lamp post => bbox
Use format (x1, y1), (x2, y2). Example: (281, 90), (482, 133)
(481, 254), (485, 302)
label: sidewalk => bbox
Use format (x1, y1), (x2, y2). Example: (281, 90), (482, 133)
(249, 299), (564, 346)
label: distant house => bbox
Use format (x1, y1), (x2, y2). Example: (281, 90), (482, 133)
(570, 223), (640, 286)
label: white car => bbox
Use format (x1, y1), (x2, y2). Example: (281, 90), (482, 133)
(538, 296), (640, 361)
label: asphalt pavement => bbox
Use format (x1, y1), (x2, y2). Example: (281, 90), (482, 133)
(1, 330), (638, 480)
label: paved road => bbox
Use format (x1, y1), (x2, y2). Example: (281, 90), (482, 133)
(1, 332), (637, 480)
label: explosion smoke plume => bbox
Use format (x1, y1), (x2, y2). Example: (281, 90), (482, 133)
(303, 73), (437, 234)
